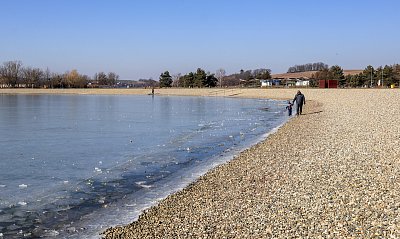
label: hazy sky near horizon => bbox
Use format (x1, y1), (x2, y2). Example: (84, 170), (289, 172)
(1, 0), (399, 80)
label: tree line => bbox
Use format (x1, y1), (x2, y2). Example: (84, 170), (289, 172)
(312, 64), (400, 87)
(223, 68), (271, 87)
(287, 62), (328, 73)
(159, 68), (271, 88)
(2, 60), (399, 89)
(0, 61), (119, 88)
(344, 65), (400, 87)
(159, 68), (219, 88)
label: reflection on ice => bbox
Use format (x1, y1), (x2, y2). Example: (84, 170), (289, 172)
(94, 167), (102, 173)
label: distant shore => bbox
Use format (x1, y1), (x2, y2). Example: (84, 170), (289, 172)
(0, 87), (302, 101)
(0, 87), (391, 100)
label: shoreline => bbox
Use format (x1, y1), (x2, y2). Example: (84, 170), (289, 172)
(3, 88), (400, 237)
(100, 94), (316, 238)
(0, 88), (296, 100)
(101, 88), (400, 238)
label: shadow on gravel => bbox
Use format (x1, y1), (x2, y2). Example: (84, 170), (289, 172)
(302, 110), (323, 115)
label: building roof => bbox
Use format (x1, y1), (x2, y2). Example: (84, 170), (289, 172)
(271, 70), (363, 79)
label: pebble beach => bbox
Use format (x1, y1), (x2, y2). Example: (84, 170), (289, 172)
(2, 88), (400, 238)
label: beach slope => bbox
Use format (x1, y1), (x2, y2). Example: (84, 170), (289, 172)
(101, 89), (400, 238)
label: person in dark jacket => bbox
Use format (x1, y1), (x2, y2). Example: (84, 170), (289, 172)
(293, 90), (305, 115)
(286, 100), (293, 116)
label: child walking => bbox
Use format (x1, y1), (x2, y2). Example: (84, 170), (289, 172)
(286, 100), (293, 116)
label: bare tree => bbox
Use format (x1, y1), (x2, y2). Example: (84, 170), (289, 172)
(107, 72), (119, 86)
(65, 70), (79, 88)
(172, 73), (181, 87)
(287, 62), (328, 73)
(22, 67), (44, 88)
(0, 61), (23, 87)
(51, 73), (64, 88)
(44, 67), (51, 88)
(216, 68), (226, 87)
(96, 72), (107, 85)
(0, 68), (4, 87)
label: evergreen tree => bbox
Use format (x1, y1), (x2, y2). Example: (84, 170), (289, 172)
(204, 74), (218, 87)
(347, 74), (364, 87)
(382, 65), (396, 87)
(330, 65), (344, 86)
(330, 65), (344, 79)
(392, 64), (400, 86)
(193, 68), (207, 87)
(362, 65), (375, 87)
(159, 71), (172, 87)
(312, 68), (331, 80)
(179, 72), (194, 87)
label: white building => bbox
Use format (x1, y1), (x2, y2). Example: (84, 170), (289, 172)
(260, 79), (272, 87)
(295, 79), (310, 87)
(260, 79), (281, 87)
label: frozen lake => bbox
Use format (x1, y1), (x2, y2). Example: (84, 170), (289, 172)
(0, 94), (288, 238)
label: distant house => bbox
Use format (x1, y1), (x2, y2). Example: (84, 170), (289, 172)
(266, 76), (309, 88)
(295, 79), (310, 87)
(260, 79), (281, 87)
(272, 79), (281, 86)
(272, 72), (315, 87)
(260, 79), (272, 87)
(283, 79), (297, 87)
(270, 70), (362, 88)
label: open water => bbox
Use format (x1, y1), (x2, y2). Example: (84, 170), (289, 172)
(0, 94), (288, 238)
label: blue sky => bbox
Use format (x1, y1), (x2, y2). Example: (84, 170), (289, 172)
(1, 0), (399, 80)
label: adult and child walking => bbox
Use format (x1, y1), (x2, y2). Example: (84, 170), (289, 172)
(287, 90), (305, 116)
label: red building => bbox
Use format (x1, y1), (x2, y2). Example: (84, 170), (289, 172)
(319, 80), (338, 88)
